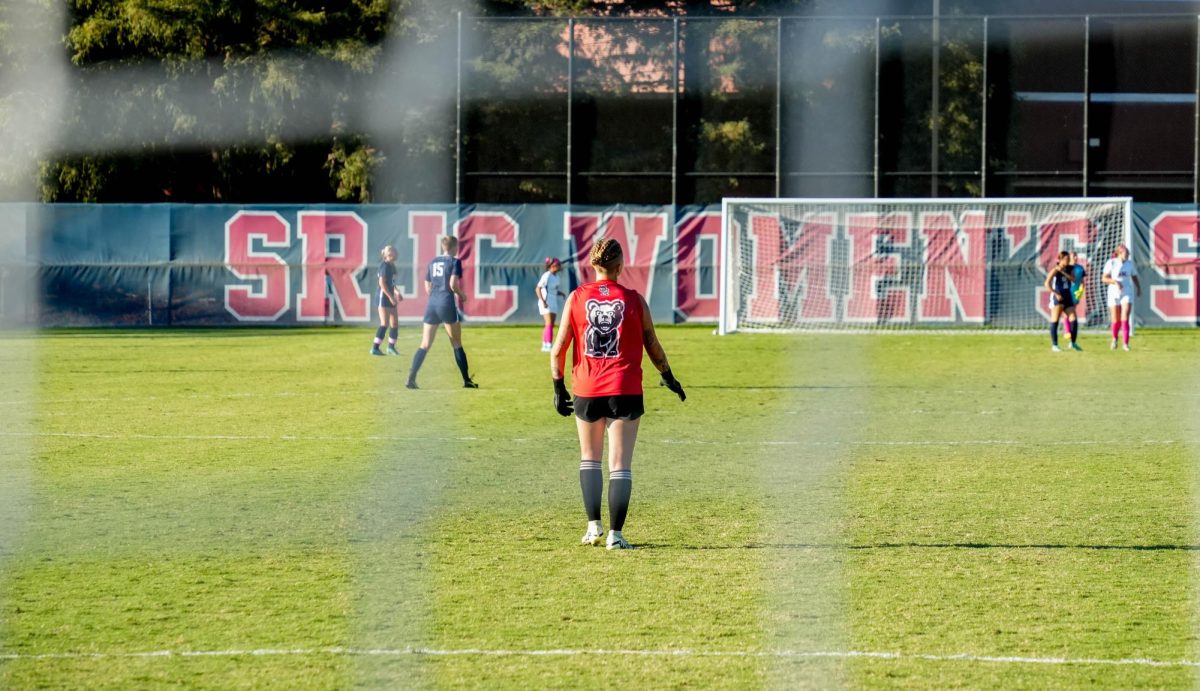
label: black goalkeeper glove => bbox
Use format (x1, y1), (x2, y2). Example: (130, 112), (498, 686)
(660, 368), (686, 402)
(553, 378), (574, 417)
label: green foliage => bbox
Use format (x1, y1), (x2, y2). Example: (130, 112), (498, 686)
(27, 0), (397, 202)
(326, 137), (384, 202)
(5, 2), (1002, 203)
(935, 27), (985, 196)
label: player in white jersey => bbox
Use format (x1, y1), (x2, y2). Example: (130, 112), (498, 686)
(535, 257), (566, 352)
(1101, 244), (1140, 351)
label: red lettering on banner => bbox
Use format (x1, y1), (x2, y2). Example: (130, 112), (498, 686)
(845, 212), (912, 323)
(1035, 213), (1095, 321)
(566, 212), (669, 298)
(918, 211), (987, 322)
(456, 211), (519, 321)
(674, 211), (721, 319)
(744, 213), (781, 321)
(224, 211), (290, 321)
(295, 211), (369, 322)
(1149, 212), (1200, 322)
(780, 213), (836, 320)
(395, 211), (446, 319)
(1003, 211), (1033, 257)
(744, 213), (837, 322)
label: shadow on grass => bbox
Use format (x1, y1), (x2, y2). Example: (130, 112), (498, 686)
(671, 542), (1200, 552)
(679, 385), (906, 391)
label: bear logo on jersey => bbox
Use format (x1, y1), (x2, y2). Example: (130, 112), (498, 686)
(584, 298), (624, 358)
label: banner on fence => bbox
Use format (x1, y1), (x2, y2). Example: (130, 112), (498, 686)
(1, 202), (1196, 327)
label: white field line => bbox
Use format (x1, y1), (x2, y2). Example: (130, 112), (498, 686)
(0, 430), (1187, 446)
(0, 646), (1197, 668)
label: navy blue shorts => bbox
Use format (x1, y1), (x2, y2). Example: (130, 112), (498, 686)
(1051, 293), (1076, 309)
(424, 297), (459, 325)
(378, 290), (397, 309)
(573, 395), (645, 422)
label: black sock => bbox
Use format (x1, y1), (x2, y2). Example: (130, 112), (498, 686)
(453, 347), (470, 382)
(1050, 322), (1059, 346)
(608, 469), (632, 532)
(373, 325), (386, 345)
(579, 460), (602, 522)
(388, 327), (398, 345)
(1068, 319), (1077, 343)
(408, 347), (427, 382)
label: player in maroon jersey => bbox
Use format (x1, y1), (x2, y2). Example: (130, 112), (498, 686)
(550, 238), (685, 550)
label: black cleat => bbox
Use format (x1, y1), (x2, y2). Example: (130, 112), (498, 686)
(369, 347), (384, 356)
(405, 380), (419, 389)
(463, 378), (479, 389)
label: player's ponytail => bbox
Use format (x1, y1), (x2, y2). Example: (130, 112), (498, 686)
(590, 238), (623, 274)
(440, 235), (458, 255)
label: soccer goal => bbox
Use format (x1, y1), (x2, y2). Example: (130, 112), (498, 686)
(718, 197), (1132, 334)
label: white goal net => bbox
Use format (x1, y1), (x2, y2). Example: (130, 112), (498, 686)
(719, 197), (1132, 333)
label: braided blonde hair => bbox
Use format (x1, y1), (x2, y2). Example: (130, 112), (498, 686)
(589, 238), (623, 274)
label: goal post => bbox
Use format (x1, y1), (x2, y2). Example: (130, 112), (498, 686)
(718, 197), (1132, 333)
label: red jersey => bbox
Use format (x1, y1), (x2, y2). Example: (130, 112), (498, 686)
(566, 280), (645, 397)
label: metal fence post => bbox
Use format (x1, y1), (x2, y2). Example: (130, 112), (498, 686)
(981, 16), (988, 198)
(874, 17), (881, 198)
(931, 0), (940, 196)
(1194, 15), (1199, 205)
(1083, 15), (1091, 197)
(672, 17), (679, 207)
(567, 17), (575, 206)
(455, 11), (462, 208)
(775, 17), (783, 198)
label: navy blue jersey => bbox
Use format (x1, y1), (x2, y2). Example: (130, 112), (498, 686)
(378, 260), (397, 292)
(1049, 269), (1074, 305)
(377, 260), (397, 307)
(425, 255), (462, 296)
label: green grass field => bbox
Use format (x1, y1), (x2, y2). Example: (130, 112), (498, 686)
(1, 326), (1198, 688)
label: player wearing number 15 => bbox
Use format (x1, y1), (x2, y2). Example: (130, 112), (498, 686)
(550, 238), (686, 551)
(405, 235), (478, 389)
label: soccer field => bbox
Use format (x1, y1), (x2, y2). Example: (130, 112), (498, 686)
(0, 326), (1197, 688)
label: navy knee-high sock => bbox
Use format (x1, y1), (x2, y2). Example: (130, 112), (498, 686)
(1050, 322), (1059, 346)
(579, 460), (602, 522)
(373, 325), (386, 345)
(408, 347), (427, 382)
(453, 347), (470, 382)
(608, 470), (632, 532)
(387, 327), (398, 346)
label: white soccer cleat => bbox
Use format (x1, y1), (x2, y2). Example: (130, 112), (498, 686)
(581, 527), (604, 546)
(1110, 338), (1118, 350)
(1051, 345), (1062, 352)
(606, 532), (633, 551)
(1123, 344), (1131, 352)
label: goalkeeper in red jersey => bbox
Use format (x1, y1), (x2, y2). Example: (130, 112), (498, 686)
(550, 238), (686, 551)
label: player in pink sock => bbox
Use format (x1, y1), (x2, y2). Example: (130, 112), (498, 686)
(535, 257), (566, 352)
(1102, 244), (1141, 351)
